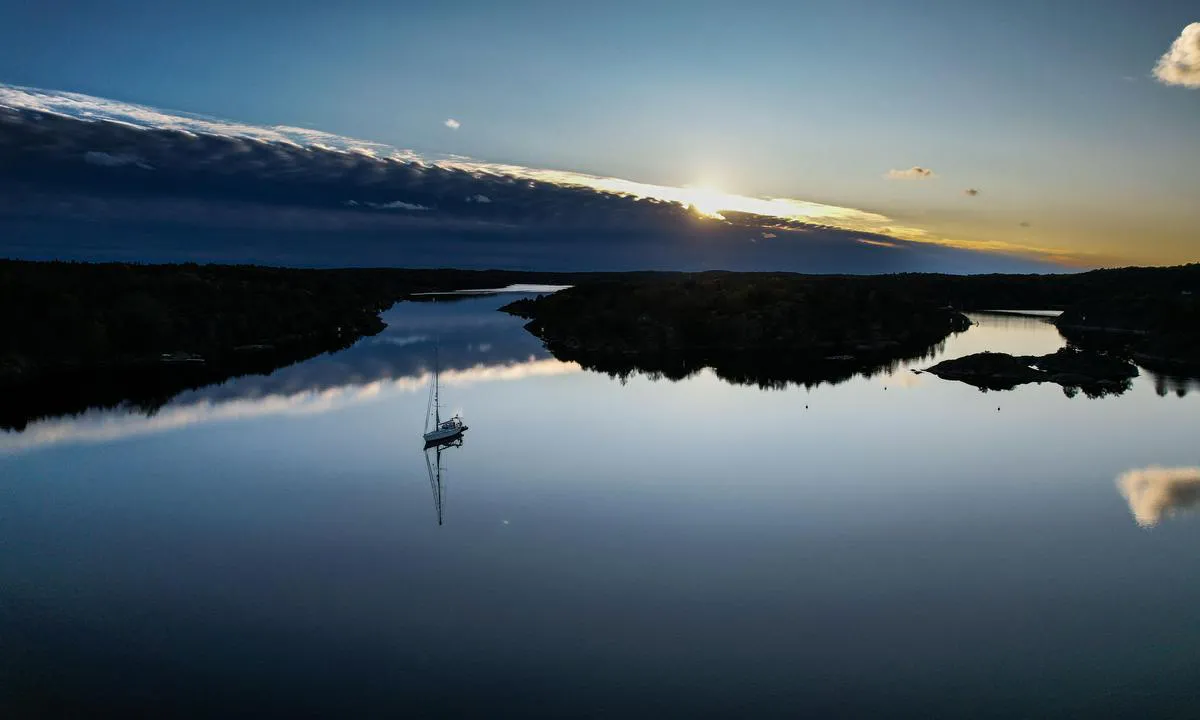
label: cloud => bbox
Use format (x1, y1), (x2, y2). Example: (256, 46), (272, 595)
(857, 237), (903, 249)
(84, 151), (151, 169)
(1117, 466), (1200, 527)
(964, 188), (980, 197)
(1154, 23), (1200, 88)
(343, 200), (430, 211)
(0, 83), (1075, 271)
(0, 84), (406, 158)
(444, 118), (461, 129)
(369, 334), (430, 348)
(374, 200), (430, 211)
(885, 166), (935, 180)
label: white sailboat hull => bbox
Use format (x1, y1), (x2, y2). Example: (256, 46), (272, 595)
(423, 414), (467, 446)
(423, 425), (466, 445)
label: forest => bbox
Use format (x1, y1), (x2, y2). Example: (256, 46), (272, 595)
(3, 260), (1197, 426)
(504, 265), (1200, 387)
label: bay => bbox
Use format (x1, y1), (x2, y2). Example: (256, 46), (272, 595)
(3, 294), (1199, 717)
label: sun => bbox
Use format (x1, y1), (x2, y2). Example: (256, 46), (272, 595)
(680, 185), (730, 219)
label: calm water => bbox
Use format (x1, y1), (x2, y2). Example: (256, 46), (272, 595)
(3, 295), (1200, 717)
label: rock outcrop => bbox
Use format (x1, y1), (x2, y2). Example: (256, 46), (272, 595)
(925, 347), (1138, 394)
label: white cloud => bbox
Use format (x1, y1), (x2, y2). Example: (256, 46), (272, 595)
(1117, 466), (1200, 527)
(444, 118), (461, 130)
(441, 157), (895, 230)
(885, 166), (936, 180)
(857, 237), (902, 249)
(465, 194), (491, 203)
(0, 83), (398, 158)
(1154, 23), (1200, 88)
(370, 334), (429, 347)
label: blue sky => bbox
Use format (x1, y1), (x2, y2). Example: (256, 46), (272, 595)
(0, 0), (1197, 265)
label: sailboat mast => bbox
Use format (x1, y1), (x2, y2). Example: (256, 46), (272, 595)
(433, 344), (441, 426)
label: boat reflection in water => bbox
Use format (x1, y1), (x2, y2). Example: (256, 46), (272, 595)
(424, 436), (464, 526)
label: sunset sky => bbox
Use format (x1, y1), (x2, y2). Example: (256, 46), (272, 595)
(0, 0), (1196, 268)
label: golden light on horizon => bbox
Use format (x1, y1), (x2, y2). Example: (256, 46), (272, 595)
(429, 159), (1086, 264)
(678, 185), (731, 219)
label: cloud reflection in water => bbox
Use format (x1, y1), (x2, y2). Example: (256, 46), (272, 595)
(0, 358), (578, 455)
(1116, 466), (1200, 527)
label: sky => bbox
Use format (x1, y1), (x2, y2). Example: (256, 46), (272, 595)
(0, 0), (1197, 268)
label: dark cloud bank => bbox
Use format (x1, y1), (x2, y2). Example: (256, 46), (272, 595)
(0, 102), (1050, 274)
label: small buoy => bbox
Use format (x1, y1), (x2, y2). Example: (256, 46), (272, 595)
(997, 407), (1001, 411)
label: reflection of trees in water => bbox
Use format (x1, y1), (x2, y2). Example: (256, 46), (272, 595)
(187, 328), (544, 403)
(3, 295), (549, 431)
(505, 274), (977, 390)
(1061, 381), (1134, 399)
(555, 337), (952, 390)
(1151, 373), (1197, 398)
(188, 296), (550, 403)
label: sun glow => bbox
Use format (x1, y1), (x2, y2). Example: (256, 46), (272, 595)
(0, 83), (1080, 264)
(679, 185), (732, 219)
(437, 157), (894, 231)
(438, 162), (1076, 260)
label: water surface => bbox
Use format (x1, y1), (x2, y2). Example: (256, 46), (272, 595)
(3, 296), (1199, 717)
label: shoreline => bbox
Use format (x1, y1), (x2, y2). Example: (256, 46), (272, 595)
(3, 260), (1198, 427)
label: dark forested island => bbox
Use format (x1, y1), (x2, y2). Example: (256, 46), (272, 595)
(503, 265), (1200, 389)
(3, 260), (1199, 428)
(502, 274), (972, 387)
(0, 261), (620, 428)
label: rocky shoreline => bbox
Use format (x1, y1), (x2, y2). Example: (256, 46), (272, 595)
(924, 348), (1138, 395)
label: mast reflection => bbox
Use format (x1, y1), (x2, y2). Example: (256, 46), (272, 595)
(423, 436), (464, 526)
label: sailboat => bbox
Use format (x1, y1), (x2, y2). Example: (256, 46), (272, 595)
(423, 347), (468, 447)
